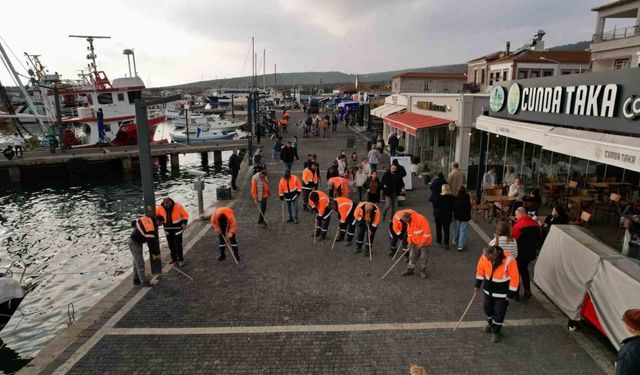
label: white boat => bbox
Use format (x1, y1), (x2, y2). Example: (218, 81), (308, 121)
(170, 129), (236, 143)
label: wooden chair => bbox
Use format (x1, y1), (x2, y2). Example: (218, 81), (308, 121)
(562, 180), (579, 203)
(497, 199), (516, 223)
(585, 176), (597, 184)
(578, 211), (592, 227)
(592, 193), (621, 224)
(470, 193), (491, 222)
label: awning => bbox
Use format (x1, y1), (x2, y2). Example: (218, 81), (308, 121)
(383, 112), (450, 136)
(370, 103), (405, 118)
(476, 115), (552, 146)
(543, 127), (640, 172)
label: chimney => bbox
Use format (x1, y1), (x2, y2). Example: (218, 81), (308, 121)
(506, 41), (511, 55)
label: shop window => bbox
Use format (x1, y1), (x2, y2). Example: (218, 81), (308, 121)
(542, 70), (554, 77)
(517, 70), (528, 79)
(531, 71), (540, 78)
(614, 59), (630, 70)
(473, 69), (478, 84)
(502, 71), (507, 81)
(97, 93), (113, 105)
(117, 93), (125, 101)
(480, 69), (485, 84)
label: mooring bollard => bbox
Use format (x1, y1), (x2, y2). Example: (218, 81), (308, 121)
(194, 177), (205, 216)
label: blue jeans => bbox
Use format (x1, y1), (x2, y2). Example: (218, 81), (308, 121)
(283, 162), (293, 174)
(287, 199), (299, 220)
(370, 163), (377, 172)
(453, 220), (469, 250)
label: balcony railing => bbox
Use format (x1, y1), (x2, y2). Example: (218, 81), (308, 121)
(593, 24), (640, 43)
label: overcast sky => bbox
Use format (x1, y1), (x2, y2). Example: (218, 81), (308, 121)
(0, 0), (606, 87)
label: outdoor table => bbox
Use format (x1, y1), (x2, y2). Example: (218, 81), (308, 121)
(482, 195), (515, 203)
(588, 182), (631, 201)
(568, 196), (594, 216)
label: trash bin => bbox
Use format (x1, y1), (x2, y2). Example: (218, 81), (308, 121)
(216, 187), (232, 200)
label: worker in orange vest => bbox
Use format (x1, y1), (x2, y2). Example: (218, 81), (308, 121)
(302, 162), (319, 211)
(280, 117), (289, 135)
(251, 168), (270, 225)
(400, 211), (432, 278)
(278, 171), (302, 223)
(155, 197), (189, 266)
(210, 207), (239, 261)
(329, 197), (356, 245)
(389, 209), (417, 257)
(475, 245), (520, 343)
(129, 214), (164, 286)
(353, 202), (381, 256)
(309, 190), (331, 240)
(328, 176), (349, 199)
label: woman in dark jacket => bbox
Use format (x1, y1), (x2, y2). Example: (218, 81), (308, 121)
(428, 173), (446, 210)
(363, 170), (381, 203)
(452, 186), (472, 251)
(542, 205), (569, 240)
(434, 184), (455, 248)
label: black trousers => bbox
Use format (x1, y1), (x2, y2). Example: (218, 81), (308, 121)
(231, 169), (239, 190)
(435, 219), (451, 244)
(315, 213), (331, 237)
(282, 126), (288, 134)
(218, 232), (238, 258)
(517, 257), (533, 292)
(355, 222), (377, 251)
(338, 216), (356, 242)
(389, 221), (407, 253)
(258, 199), (268, 223)
(165, 232), (184, 262)
(302, 187), (313, 208)
(483, 294), (509, 334)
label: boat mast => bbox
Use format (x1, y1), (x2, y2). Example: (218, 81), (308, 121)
(0, 40), (47, 131)
(68, 35), (111, 83)
(263, 49), (266, 91)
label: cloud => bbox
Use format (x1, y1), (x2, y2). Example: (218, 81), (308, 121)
(0, 0), (603, 86)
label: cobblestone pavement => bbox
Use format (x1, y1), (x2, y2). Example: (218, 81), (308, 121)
(57, 111), (614, 374)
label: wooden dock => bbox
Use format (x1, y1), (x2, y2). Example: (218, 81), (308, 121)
(0, 140), (247, 183)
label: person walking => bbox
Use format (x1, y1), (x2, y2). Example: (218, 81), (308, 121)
(381, 164), (404, 220)
(12, 133), (24, 158)
(353, 201), (381, 256)
(434, 184), (454, 249)
(354, 165), (368, 203)
(489, 222), (518, 259)
(337, 154), (347, 176)
(448, 162), (465, 198)
(363, 170), (381, 203)
(331, 114), (338, 132)
(280, 141), (297, 174)
(129, 214), (164, 286)
(511, 207), (541, 301)
(155, 197), (189, 266)
(304, 115), (312, 138)
(452, 186), (472, 252)
(388, 209), (416, 257)
(428, 173), (446, 211)
(367, 145), (381, 172)
(210, 207), (239, 261)
(302, 162), (319, 211)
(388, 132), (399, 156)
(326, 160), (339, 180)
(328, 176), (349, 199)
(273, 137), (283, 161)
(349, 152), (359, 171)
(251, 169), (270, 225)
(322, 116), (330, 138)
(278, 171), (302, 223)
(475, 245), (520, 343)
(360, 157), (371, 176)
(616, 309), (640, 375)
(330, 197), (356, 245)
(228, 150), (241, 191)
(309, 190), (331, 240)
(280, 114), (289, 135)
(400, 211), (432, 279)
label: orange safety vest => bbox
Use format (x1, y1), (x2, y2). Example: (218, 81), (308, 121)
(309, 190), (330, 216)
(476, 253), (520, 298)
(278, 175), (302, 201)
(391, 209), (416, 235)
(333, 197), (354, 223)
(406, 212), (432, 247)
(251, 173), (270, 200)
(354, 202), (381, 227)
(302, 168), (319, 188)
(135, 216), (157, 239)
(210, 207), (238, 237)
(155, 201), (189, 233)
(328, 177), (349, 198)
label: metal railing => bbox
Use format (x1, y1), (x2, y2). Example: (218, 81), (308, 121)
(593, 24), (640, 42)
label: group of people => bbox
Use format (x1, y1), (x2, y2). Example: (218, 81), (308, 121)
(2, 133), (24, 160)
(428, 163), (470, 251)
(301, 113), (339, 138)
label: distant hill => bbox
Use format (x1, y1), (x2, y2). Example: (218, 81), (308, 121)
(156, 64), (468, 91)
(547, 40), (590, 51)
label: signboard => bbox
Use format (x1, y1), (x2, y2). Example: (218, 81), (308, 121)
(415, 101), (451, 112)
(489, 68), (640, 135)
(391, 156), (413, 190)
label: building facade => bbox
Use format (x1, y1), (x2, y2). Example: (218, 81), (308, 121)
(391, 72), (467, 94)
(466, 50), (509, 93)
(590, 0), (640, 71)
(487, 50), (590, 85)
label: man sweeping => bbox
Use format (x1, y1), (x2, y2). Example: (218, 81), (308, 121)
(278, 171), (302, 224)
(475, 245), (520, 343)
(251, 168), (270, 225)
(302, 162), (319, 211)
(329, 197), (356, 246)
(389, 209), (417, 257)
(353, 201), (381, 256)
(155, 197), (189, 266)
(328, 176), (349, 199)
(400, 211), (432, 278)
(210, 207), (239, 261)
(308, 190), (331, 240)
(129, 214), (164, 286)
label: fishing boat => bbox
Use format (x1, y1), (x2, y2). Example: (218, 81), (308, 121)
(0, 261), (27, 332)
(170, 128), (236, 143)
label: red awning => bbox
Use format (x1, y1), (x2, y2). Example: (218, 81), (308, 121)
(383, 112), (451, 136)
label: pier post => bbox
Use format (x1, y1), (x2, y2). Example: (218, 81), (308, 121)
(213, 150), (222, 166)
(121, 158), (132, 173)
(8, 166), (21, 183)
(159, 155), (168, 172)
(170, 153), (180, 171)
(201, 152), (209, 166)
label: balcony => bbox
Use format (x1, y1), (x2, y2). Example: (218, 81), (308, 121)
(592, 24), (640, 42)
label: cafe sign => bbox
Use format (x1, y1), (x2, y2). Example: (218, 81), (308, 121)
(415, 101), (452, 112)
(490, 68), (640, 135)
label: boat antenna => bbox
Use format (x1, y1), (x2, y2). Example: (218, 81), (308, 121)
(68, 35), (111, 75)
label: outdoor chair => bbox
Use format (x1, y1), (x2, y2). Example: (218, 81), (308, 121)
(592, 193), (621, 224)
(470, 193), (491, 222)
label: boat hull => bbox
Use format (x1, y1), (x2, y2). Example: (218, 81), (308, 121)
(170, 131), (236, 143)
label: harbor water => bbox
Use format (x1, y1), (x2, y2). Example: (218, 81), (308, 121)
(0, 121), (236, 372)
